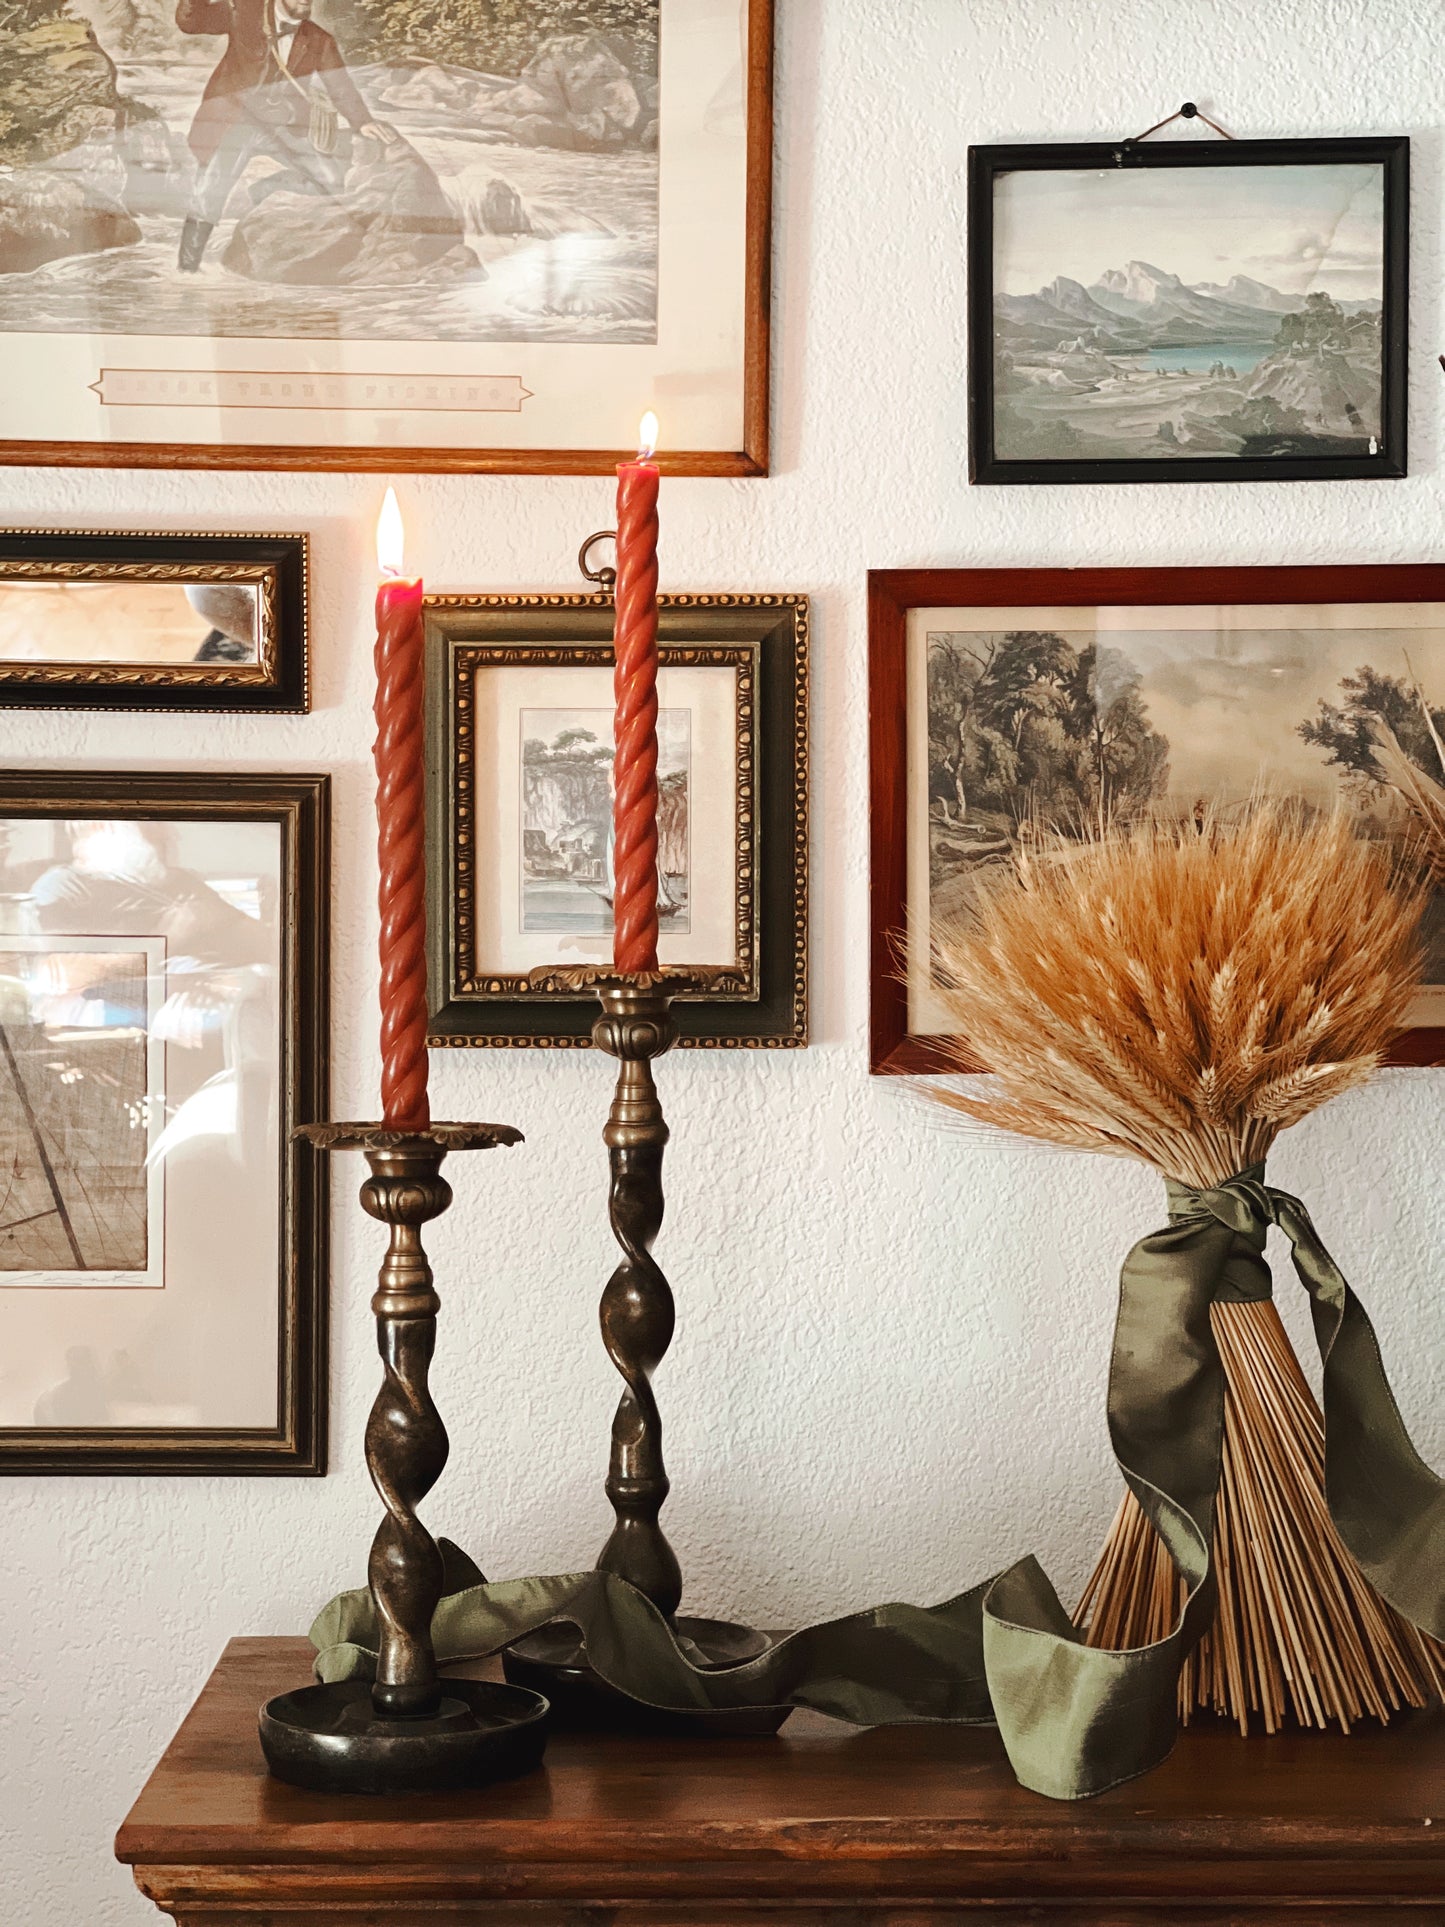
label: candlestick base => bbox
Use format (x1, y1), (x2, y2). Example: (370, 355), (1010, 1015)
(504, 1621), (789, 1737)
(260, 1677), (548, 1796)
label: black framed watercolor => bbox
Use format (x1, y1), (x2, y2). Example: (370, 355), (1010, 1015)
(967, 136), (1409, 486)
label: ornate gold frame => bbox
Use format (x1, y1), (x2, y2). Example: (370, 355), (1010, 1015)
(424, 592), (809, 1049)
(450, 636), (758, 1003)
(0, 531), (308, 713)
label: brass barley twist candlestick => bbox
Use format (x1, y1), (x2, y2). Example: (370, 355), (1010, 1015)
(261, 1122), (550, 1794)
(594, 982), (683, 1614)
(359, 1137), (458, 1716)
(506, 973), (781, 1731)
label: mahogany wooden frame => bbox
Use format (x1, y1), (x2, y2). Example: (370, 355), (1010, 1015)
(2, 2), (774, 478)
(869, 564), (1445, 1075)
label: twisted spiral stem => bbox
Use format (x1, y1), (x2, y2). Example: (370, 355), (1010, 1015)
(594, 992), (681, 1616)
(361, 1150), (453, 1718)
(367, 1321), (449, 1715)
(375, 579), (430, 1130)
(598, 1146), (682, 1615)
(612, 466), (661, 971)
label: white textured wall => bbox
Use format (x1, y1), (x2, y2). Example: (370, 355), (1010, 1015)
(5, 1), (1445, 1919)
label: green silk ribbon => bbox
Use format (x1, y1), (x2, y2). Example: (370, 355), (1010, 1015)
(311, 1170), (1445, 1799)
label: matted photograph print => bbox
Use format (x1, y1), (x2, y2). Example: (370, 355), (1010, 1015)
(0, 0), (772, 473)
(0, 771), (328, 1472)
(521, 705), (692, 935)
(1, 933), (166, 1288)
(968, 138), (1408, 485)
(869, 567), (1445, 1073)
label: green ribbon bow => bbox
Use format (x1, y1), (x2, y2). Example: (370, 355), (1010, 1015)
(312, 1170), (1445, 1799)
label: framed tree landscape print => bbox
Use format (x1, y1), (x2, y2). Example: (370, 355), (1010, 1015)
(968, 136), (1408, 485)
(870, 566), (1445, 1075)
(0, 0), (772, 474)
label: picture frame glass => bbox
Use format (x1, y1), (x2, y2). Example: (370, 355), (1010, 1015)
(906, 597), (1445, 1043)
(0, 0), (763, 468)
(464, 647), (753, 987)
(0, 575), (263, 668)
(0, 812), (285, 1432)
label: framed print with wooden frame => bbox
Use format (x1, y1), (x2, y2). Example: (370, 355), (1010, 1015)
(870, 565), (1445, 1075)
(426, 592), (807, 1047)
(0, 530), (308, 713)
(968, 135), (1408, 486)
(0, 0), (772, 476)
(0, 770), (329, 1472)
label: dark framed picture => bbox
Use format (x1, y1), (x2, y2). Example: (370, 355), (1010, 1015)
(0, 0), (772, 477)
(425, 593), (808, 1047)
(968, 136), (1408, 485)
(0, 771), (329, 1472)
(870, 565), (1445, 1074)
(0, 531), (308, 713)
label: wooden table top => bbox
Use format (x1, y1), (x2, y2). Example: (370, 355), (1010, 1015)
(115, 1637), (1445, 1910)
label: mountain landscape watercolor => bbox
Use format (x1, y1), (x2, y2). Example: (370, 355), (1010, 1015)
(989, 160), (1388, 462)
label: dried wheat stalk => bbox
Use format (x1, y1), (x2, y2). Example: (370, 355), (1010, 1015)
(921, 803), (1443, 1732)
(1373, 713), (1445, 886)
(1076, 1299), (1445, 1733)
(924, 804), (1421, 1190)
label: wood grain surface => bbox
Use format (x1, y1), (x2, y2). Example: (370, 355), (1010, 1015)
(115, 1637), (1445, 1922)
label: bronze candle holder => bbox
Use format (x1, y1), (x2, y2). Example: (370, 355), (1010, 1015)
(260, 1122), (551, 1795)
(505, 973), (783, 1733)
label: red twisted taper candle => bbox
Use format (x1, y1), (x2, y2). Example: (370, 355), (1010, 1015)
(612, 413), (661, 970)
(374, 488), (430, 1129)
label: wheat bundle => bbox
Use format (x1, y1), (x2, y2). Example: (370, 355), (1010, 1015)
(923, 802), (1445, 1734)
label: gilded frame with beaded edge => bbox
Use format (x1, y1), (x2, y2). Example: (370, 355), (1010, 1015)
(424, 592), (808, 1048)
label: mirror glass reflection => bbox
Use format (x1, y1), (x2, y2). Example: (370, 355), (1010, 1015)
(0, 580), (261, 667)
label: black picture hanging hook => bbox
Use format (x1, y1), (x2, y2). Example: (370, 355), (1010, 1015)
(1130, 100), (1235, 143)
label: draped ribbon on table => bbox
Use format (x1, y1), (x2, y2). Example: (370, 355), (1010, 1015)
(311, 1169), (1445, 1801)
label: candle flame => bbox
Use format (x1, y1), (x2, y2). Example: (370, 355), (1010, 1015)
(376, 485), (405, 577)
(637, 411), (659, 461)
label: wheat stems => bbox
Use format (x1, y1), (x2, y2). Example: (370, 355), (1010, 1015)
(1075, 1301), (1445, 1732)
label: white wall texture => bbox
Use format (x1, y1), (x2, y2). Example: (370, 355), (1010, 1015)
(5, 0), (1445, 1919)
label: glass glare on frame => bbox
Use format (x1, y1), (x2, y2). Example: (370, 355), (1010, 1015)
(0, 579), (261, 667)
